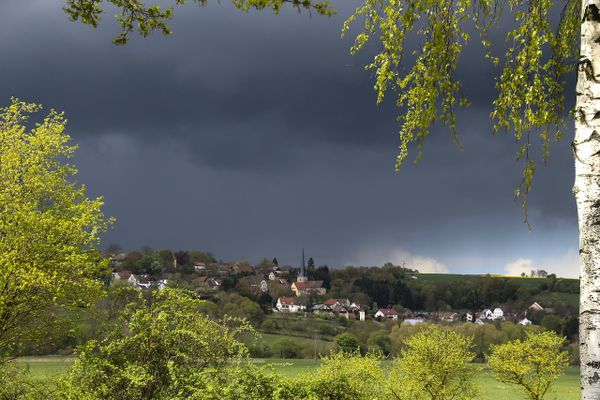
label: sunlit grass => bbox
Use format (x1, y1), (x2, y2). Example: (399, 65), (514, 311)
(16, 356), (580, 399)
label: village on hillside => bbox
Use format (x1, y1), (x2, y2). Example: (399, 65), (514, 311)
(108, 248), (569, 330)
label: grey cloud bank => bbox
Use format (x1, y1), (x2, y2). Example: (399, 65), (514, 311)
(0, 0), (579, 277)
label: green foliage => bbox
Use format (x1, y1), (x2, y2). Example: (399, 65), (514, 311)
(487, 331), (569, 400)
(389, 325), (478, 400)
(343, 0), (580, 219)
(168, 363), (281, 400)
(57, 288), (253, 399)
(154, 248), (174, 271)
(367, 330), (392, 356)
(278, 352), (385, 400)
(0, 364), (51, 400)
(272, 338), (302, 359)
(64, 0), (335, 45)
(453, 322), (542, 362)
(333, 332), (362, 354)
(0, 99), (111, 359)
(217, 291), (265, 325)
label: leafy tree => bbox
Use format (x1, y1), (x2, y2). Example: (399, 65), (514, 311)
(0, 99), (111, 360)
(122, 251), (143, 271)
(189, 250), (216, 264)
(256, 292), (274, 312)
(278, 352), (385, 400)
(333, 332), (361, 354)
(343, 0), (600, 393)
(271, 338), (302, 359)
(217, 292), (265, 325)
(63, 0), (334, 45)
(171, 363), (281, 400)
(0, 364), (51, 400)
(174, 250), (192, 270)
(154, 248), (174, 271)
(540, 315), (567, 336)
(367, 330), (392, 357)
(389, 325), (478, 400)
(133, 254), (154, 274)
(487, 331), (569, 400)
(57, 289), (253, 399)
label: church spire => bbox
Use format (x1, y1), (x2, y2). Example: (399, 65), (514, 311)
(301, 248), (306, 276)
(297, 248), (308, 283)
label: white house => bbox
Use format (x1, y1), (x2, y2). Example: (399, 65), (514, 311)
(111, 271), (131, 283)
(193, 261), (206, 272)
(260, 280), (268, 293)
(519, 318), (532, 326)
(480, 309), (493, 320)
(134, 275), (151, 289)
(466, 312), (473, 322)
(359, 310), (366, 321)
(276, 297), (306, 313)
(374, 308), (400, 320)
(492, 307), (504, 320)
(156, 279), (168, 290)
(127, 274), (139, 286)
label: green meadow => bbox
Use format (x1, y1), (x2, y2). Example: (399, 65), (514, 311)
(16, 356), (580, 399)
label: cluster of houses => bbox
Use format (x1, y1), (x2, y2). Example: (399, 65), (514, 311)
(109, 249), (329, 299)
(111, 271), (168, 290)
(110, 252), (549, 330)
(275, 299), (547, 328)
(276, 297), (365, 319)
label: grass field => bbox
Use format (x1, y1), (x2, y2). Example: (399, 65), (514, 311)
(14, 355), (74, 381)
(257, 333), (333, 356)
(416, 272), (579, 286)
(15, 356), (580, 399)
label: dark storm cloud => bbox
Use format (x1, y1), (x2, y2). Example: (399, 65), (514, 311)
(0, 0), (579, 275)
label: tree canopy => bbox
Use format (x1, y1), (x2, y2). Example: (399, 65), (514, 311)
(0, 99), (111, 359)
(343, 0), (580, 216)
(64, 0), (335, 45)
(488, 331), (569, 400)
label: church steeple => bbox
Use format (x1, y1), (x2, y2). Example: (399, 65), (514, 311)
(297, 248), (308, 283)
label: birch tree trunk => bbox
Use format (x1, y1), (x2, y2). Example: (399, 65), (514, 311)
(577, 2), (600, 398)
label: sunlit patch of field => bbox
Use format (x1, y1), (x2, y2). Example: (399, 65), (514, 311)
(16, 356), (580, 399)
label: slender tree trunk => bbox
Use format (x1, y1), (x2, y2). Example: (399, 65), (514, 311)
(577, 2), (600, 398)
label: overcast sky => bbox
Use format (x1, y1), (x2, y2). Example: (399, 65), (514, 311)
(1, 0), (579, 277)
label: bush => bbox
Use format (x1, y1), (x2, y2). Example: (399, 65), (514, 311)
(276, 352), (384, 400)
(0, 364), (50, 400)
(272, 339), (302, 359)
(389, 325), (478, 400)
(333, 333), (361, 354)
(487, 331), (569, 400)
(57, 289), (253, 399)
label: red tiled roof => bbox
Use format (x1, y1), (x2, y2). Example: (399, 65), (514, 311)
(294, 281), (324, 290)
(278, 296), (297, 305)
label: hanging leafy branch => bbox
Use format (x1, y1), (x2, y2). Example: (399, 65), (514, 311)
(64, 0), (335, 45)
(343, 0), (580, 222)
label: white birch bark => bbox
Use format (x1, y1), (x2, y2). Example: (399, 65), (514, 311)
(577, 2), (600, 398)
